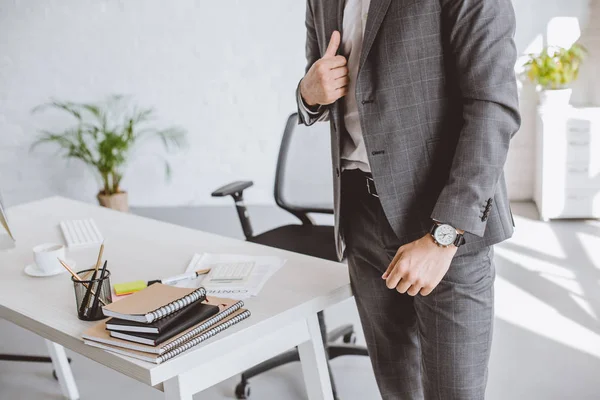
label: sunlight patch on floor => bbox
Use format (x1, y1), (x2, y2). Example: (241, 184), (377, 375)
(495, 275), (600, 359)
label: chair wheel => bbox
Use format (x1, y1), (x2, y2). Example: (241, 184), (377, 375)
(235, 381), (251, 399)
(52, 370), (58, 380)
(343, 332), (357, 344)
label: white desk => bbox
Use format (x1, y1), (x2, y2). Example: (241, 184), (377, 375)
(0, 197), (352, 400)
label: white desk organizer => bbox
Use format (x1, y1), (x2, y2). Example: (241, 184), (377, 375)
(535, 106), (600, 220)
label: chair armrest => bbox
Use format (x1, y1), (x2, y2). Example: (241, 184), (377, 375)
(211, 180), (255, 239)
(211, 181), (254, 197)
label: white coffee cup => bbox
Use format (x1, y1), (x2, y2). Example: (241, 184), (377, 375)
(33, 243), (66, 274)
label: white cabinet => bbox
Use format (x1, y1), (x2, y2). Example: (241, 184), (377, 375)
(534, 106), (600, 220)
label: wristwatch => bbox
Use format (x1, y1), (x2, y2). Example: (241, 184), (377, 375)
(429, 222), (466, 248)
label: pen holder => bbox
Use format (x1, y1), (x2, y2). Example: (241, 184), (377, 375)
(72, 269), (112, 321)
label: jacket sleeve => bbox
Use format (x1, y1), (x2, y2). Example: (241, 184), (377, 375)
(430, 0), (521, 236)
(297, 0), (329, 126)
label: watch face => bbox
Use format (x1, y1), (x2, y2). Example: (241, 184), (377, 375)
(434, 224), (457, 246)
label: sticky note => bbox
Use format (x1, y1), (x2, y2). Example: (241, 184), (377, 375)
(113, 280), (147, 296)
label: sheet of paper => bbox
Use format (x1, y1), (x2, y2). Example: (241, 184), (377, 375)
(178, 253), (285, 299)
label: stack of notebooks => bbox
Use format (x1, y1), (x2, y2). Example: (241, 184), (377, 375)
(83, 283), (251, 364)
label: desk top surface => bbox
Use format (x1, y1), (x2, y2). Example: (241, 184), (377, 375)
(0, 197), (351, 386)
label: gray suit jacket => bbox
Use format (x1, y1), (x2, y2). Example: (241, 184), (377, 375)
(297, 0), (521, 259)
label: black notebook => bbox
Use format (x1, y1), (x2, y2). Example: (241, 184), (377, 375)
(108, 301), (221, 346)
(106, 301), (219, 335)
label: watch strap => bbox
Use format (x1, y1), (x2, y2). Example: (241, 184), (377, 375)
(453, 233), (466, 247)
(429, 222), (437, 236)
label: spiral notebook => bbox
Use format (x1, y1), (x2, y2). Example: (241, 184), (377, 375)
(101, 284), (206, 323)
(84, 297), (246, 355)
(85, 309), (251, 364)
(106, 301), (219, 335)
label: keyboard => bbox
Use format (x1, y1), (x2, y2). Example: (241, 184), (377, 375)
(60, 219), (104, 249)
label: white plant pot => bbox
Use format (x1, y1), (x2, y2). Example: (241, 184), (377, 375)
(538, 88), (573, 108)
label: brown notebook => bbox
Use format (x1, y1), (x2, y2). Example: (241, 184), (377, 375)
(85, 296), (245, 354)
(101, 283), (206, 323)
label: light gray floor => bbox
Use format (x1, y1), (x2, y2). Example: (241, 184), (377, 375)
(1, 202), (599, 399)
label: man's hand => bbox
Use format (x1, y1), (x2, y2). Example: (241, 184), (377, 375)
(382, 234), (457, 296)
(300, 31), (349, 106)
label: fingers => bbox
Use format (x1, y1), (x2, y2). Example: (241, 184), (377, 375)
(335, 76), (349, 89)
(407, 284), (422, 297)
(324, 30), (341, 58)
(328, 55), (347, 68)
(383, 247), (403, 280)
(383, 250), (424, 297)
(395, 278), (412, 294)
(331, 66), (349, 80)
(384, 259), (404, 289)
(420, 285), (434, 297)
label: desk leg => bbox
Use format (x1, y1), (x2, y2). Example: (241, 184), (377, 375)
(298, 314), (334, 400)
(164, 375), (193, 400)
(45, 340), (79, 400)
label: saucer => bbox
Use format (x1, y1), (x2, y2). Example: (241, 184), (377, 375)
(24, 260), (76, 277)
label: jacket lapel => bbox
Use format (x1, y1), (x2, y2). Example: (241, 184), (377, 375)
(337, 0), (345, 37)
(323, 0), (343, 54)
(359, 0), (393, 73)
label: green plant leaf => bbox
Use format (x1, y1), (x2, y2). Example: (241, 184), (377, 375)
(523, 43), (586, 88)
(31, 95), (188, 194)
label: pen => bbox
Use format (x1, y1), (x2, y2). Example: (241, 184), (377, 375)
(89, 260), (108, 317)
(150, 268), (211, 286)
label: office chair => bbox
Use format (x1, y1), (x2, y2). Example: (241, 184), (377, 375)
(212, 113), (368, 400)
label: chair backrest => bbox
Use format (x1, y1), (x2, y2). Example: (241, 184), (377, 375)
(274, 114), (334, 221)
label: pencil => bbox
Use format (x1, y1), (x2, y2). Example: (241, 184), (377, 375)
(82, 242), (104, 280)
(58, 258), (107, 306)
(94, 242), (105, 272)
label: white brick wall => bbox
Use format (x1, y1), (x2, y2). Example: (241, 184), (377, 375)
(0, 0), (595, 206)
(0, 0), (307, 207)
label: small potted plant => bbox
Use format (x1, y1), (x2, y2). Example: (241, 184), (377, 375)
(524, 43), (587, 107)
(31, 95), (187, 212)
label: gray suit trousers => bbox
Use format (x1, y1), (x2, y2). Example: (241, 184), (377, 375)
(342, 170), (495, 400)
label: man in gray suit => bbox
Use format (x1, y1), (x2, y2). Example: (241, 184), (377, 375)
(297, 0), (520, 398)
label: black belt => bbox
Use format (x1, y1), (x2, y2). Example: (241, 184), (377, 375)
(342, 169), (379, 197)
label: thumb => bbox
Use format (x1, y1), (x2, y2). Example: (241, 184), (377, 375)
(324, 31), (341, 58)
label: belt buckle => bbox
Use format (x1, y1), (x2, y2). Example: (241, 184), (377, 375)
(366, 177), (379, 198)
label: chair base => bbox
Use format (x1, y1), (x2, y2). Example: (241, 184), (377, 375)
(0, 354), (54, 363)
(235, 319), (369, 400)
(0, 354), (72, 381)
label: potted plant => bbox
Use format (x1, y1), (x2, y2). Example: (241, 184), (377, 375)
(524, 43), (587, 107)
(31, 95), (187, 212)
